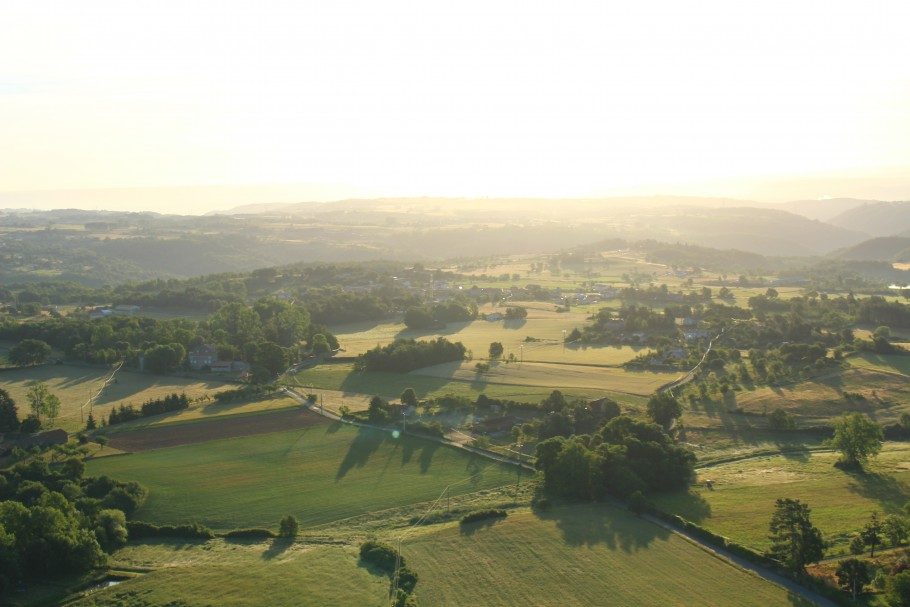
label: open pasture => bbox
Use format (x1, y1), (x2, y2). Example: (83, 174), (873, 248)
(86, 421), (518, 530)
(0, 364), (226, 431)
(412, 360), (676, 397)
(405, 504), (808, 606)
(286, 361), (630, 405)
(653, 443), (910, 554)
(68, 540), (387, 607)
(732, 365), (910, 425)
(105, 406), (326, 451)
(331, 307), (649, 367)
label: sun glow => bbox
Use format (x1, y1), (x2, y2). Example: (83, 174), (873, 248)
(2, 0), (909, 210)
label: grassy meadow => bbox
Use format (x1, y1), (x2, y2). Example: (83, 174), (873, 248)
(86, 421), (519, 530)
(331, 304), (650, 367)
(653, 443), (910, 554)
(405, 504), (809, 606)
(285, 361), (640, 405)
(0, 364), (227, 431)
(68, 540), (388, 607)
(413, 360), (675, 396)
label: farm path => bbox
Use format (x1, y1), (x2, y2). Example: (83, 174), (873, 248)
(282, 387), (535, 471)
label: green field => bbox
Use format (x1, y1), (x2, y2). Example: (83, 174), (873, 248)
(413, 360), (675, 396)
(653, 443), (910, 553)
(286, 361), (641, 405)
(0, 365), (227, 431)
(405, 504), (808, 606)
(68, 540), (387, 607)
(86, 421), (519, 530)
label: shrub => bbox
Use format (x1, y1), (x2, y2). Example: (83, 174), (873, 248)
(126, 521), (215, 540)
(460, 509), (508, 525)
(360, 540), (402, 573)
(279, 515), (299, 538)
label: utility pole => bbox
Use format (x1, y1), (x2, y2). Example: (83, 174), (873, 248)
(519, 344), (523, 366)
(516, 440), (522, 496)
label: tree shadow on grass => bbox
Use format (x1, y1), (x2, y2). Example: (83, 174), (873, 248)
(418, 441), (440, 473)
(459, 517), (505, 536)
(325, 420), (344, 434)
(844, 468), (910, 513)
(651, 490), (712, 524)
(534, 502), (672, 552)
(336, 426), (388, 480)
(261, 537), (294, 560)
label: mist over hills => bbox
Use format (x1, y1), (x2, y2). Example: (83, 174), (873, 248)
(3, 195), (910, 286)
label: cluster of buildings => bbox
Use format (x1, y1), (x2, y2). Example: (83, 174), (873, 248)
(187, 344), (250, 374)
(87, 304), (141, 320)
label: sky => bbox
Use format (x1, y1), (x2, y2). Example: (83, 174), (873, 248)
(1, 0), (909, 213)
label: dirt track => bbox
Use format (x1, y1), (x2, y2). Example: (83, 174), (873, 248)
(107, 407), (328, 451)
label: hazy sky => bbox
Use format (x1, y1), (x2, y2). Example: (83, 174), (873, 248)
(2, 0), (909, 212)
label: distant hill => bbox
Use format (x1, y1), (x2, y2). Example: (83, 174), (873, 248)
(832, 236), (910, 262)
(780, 198), (879, 222)
(826, 201), (910, 236)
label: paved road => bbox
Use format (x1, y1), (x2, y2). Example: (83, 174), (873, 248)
(284, 386), (836, 605)
(643, 513), (837, 607)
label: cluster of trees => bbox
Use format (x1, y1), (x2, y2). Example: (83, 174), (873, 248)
(503, 306), (527, 319)
(535, 413), (695, 500)
(402, 301), (477, 329)
(106, 393), (191, 425)
(0, 296), (338, 382)
(0, 456), (147, 591)
(359, 540), (418, 607)
(356, 338), (467, 373)
(579, 305), (677, 344)
(7, 339), (52, 366)
(0, 384), (62, 434)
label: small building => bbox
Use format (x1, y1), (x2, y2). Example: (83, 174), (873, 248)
(665, 347), (687, 360)
(88, 307), (112, 320)
(188, 345), (218, 370)
(113, 304), (141, 316)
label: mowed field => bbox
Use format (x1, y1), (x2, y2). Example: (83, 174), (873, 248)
(0, 364), (227, 431)
(653, 443), (910, 553)
(69, 540), (387, 607)
(286, 362), (639, 405)
(405, 504), (809, 606)
(413, 360), (676, 396)
(86, 420), (519, 530)
(331, 303), (650, 367)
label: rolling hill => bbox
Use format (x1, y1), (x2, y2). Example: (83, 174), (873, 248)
(826, 200), (910, 236)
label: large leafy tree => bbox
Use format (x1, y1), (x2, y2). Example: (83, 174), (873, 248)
(8, 339), (51, 367)
(26, 382), (61, 425)
(0, 388), (20, 432)
(646, 391), (683, 431)
(767, 498), (825, 572)
(836, 558), (871, 600)
(831, 413), (883, 467)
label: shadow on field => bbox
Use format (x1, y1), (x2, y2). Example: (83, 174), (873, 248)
(535, 504), (671, 552)
(459, 517), (504, 536)
(502, 318), (527, 330)
(261, 537), (293, 560)
(844, 469), (910, 513)
(400, 439), (440, 473)
(653, 490), (712, 524)
(336, 426), (388, 480)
